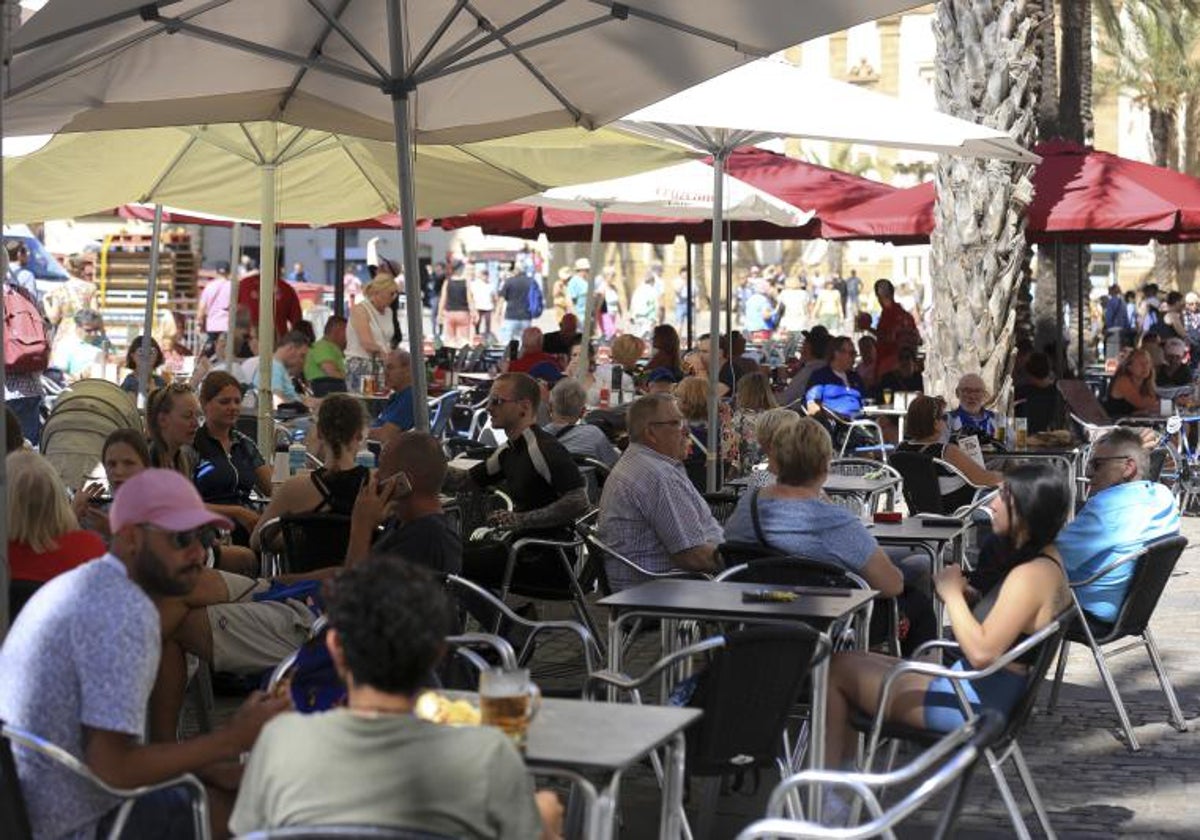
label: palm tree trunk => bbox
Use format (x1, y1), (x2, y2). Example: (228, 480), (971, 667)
(1151, 107), (1180, 287)
(1182, 91), (1200, 291)
(1032, 0), (1060, 355)
(928, 0), (1041, 407)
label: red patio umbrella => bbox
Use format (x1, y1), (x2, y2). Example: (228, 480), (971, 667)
(438, 146), (896, 243)
(822, 140), (1200, 244)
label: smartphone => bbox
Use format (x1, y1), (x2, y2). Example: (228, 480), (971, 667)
(378, 471), (412, 499)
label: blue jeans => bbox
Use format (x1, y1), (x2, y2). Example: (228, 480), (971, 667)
(94, 783), (198, 840)
(7, 394), (42, 445)
(499, 318), (531, 345)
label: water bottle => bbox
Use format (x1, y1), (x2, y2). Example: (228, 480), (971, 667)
(355, 445), (376, 470)
(288, 441), (307, 476)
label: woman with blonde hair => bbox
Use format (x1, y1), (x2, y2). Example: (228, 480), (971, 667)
(730, 371), (779, 477)
(7, 450), (106, 594)
(675, 375), (737, 489)
(345, 272), (400, 390)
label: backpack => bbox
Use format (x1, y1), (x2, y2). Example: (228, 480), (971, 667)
(4, 276), (50, 373)
(526, 276), (545, 319)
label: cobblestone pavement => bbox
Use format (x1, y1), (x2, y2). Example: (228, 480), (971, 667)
(195, 517), (1200, 838)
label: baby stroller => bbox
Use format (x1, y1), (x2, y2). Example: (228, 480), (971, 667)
(40, 379), (142, 490)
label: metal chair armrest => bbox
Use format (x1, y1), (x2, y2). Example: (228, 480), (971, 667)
(1068, 547), (1143, 588)
(910, 638), (964, 659)
(446, 632), (518, 672)
(584, 636), (727, 699)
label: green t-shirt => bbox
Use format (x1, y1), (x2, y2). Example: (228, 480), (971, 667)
(229, 709), (544, 839)
(304, 337), (346, 380)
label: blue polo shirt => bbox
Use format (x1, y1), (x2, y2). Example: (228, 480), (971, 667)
(375, 386), (415, 431)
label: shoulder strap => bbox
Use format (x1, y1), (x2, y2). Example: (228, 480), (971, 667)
(749, 488), (773, 551)
(553, 423), (575, 440)
(310, 469), (334, 513)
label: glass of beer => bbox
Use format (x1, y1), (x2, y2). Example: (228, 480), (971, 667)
(479, 668), (539, 752)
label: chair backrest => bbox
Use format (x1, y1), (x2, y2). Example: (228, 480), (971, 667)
(1104, 534), (1188, 641)
(7, 580), (43, 623)
(703, 490), (741, 525)
(0, 724), (33, 840)
(1057, 378), (1112, 427)
(888, 450), (947, 515)
(428, 391), (459, 439)
(996, 608), (1073, 746)
(279, 514), (353, 574)
(571, 455), (611, 505)
(687, 625), (829, 777)
(446, 488), (510, 544)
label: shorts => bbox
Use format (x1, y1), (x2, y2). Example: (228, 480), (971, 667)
(94, 783), (198, 840)
(923, 658), (1026, 733)
(209, 574), (315, 673)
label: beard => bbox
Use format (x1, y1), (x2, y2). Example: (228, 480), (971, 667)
(132, 543), (200, 598)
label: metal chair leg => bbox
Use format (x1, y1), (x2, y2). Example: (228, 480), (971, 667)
(985, 748), (1034, 840)
(1046, 637), (1070, 714)
(1090, 643), (1142, 751)
(1011, 742), (1057, 840)
(1143, 629), (1189, 732)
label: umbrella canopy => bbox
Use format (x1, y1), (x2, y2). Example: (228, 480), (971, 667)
(115, 203), (424, 230)
(823, 140), (1200, 244)
(517, 160), (812, 226)
(7, 1), (929, 140)
(621, 58), (1039, 164)
(2, 122), (690, 224)
(440, 146), (895, 242)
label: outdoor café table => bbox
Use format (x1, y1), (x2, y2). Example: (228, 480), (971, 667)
(862, 404), (907, 441)
(447, 691), (699, 840)
(870, 517), (968, 632)
(597, 579), (875, 787)
(724, 473), (899, 509)
(457, 371), (499, 382)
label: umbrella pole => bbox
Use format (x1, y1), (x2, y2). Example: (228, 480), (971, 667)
(707, 151), (729, 493)
(137, 203), (165, 406)
(685, 240), (693, 349)
(576, 203), (605, 382)
(1054, 241), (1066, 377)
(1077, 243), (1086, 374)
(256, 165), (278, 458)
(0, 0), (9, 638)
(226, 222), (242, 371)
(334, 228), (347, 318)
(387, 0), (430, 431)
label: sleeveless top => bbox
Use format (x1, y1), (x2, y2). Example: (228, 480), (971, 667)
(309, 465), (370, 515)
(444, 277), (470, 311)
(346, 299), (395, 361)
(973, 551), (1061, 667)
(895, 440), (974, 510)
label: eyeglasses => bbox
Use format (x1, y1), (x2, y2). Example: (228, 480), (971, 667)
(648, 419), (688, 432)
(141, 523), (220, 550)
(487, 394), (523, 407)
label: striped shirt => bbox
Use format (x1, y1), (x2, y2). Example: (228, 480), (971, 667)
(598, 443), (724, 591)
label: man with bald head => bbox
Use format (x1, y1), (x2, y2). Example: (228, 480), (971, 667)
(598, 394), (724, 591)
(507, 326), (562, 375)
(542, 312), (582, 357)
(949, 373), (997, 441)
(347, 431), (461, 573)
(369, 348), (415, 442)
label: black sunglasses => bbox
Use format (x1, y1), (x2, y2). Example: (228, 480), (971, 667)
(142, 523), (221, 550)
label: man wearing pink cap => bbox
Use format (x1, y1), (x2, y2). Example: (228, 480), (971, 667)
(0, 469), (288, 839)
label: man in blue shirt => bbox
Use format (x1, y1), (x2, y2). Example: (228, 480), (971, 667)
(251, 330), (311, 408)
(566, 257), (591, 320)
(369, 348), (415, 441)
(1057, 428), (1180, 623)
(805, 335), (865, 419)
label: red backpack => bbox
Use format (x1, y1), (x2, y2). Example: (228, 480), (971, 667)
(4, 278), (50, 373)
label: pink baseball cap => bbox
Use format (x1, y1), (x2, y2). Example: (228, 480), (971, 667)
(109, 469), (234, 534)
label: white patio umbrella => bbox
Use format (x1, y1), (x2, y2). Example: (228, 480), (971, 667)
(513, 159), (813, 377)
(0, 0), (931, 636)
(619, 58), (1041, 491)
(2, 120), (689, 449)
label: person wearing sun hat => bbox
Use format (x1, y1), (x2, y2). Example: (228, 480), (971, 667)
(0, 469), (286, 840)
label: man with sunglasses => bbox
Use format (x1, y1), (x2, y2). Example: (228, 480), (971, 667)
(1055, 427), (1179, 623)
(0, 469), (288, 839)
(448, 372), (588, 589)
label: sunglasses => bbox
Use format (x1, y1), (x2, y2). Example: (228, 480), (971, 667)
(488, 394), (523, 407)
(142, 523), (221, 550)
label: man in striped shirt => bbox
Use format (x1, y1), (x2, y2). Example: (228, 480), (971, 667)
(598, 394), (724, 591)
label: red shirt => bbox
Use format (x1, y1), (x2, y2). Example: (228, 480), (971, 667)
(237, 272), (303, 341)
(508, 352), (563, 374)
(8, 530), (107, 583)
(874, 302), (919, 377)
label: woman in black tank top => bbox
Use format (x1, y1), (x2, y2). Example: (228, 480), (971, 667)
(822, 464), (1072, 767)
(251, 395), (370, 552)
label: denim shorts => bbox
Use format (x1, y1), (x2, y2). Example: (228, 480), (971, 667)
(923, 658), (1026, 733)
